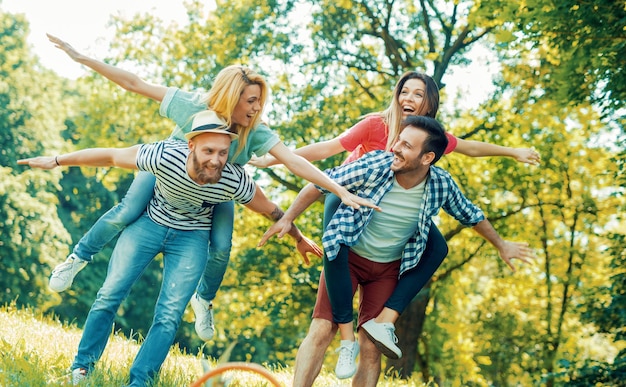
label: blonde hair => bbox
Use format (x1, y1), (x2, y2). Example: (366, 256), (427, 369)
(369, 71), (440, 150)
(201, 65), (268, 159)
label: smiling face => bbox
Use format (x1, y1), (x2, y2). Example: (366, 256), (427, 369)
(187, 132), (231, 185)
(231, 84), (262, 128)
(390, 125), (433, 175)
(398, 78), (430, 119)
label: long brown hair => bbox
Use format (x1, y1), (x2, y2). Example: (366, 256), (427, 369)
(371, 71), (440, 150)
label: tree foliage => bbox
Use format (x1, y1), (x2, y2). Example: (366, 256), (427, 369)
(512, 0), (626, 112)
(551, 135), (626, 385)
(1, 0), (624, 384)
(0, 9), (72, 309)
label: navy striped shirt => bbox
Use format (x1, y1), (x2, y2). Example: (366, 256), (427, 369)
(137, 140), (256, 230)
(320, 150), (485, 276)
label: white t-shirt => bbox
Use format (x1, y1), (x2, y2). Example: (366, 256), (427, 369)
(351, 178), (426, 262)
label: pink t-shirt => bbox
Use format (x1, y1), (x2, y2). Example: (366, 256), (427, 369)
(338, 115), (458, 164)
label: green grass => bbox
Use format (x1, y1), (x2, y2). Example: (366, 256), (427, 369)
(0, 303), (426, 386)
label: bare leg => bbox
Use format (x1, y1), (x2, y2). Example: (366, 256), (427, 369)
(293, 318), (337, 387)
(374, 307), (400, 323)
(338, 321), (356, 341)
(352, 329), (382, 387)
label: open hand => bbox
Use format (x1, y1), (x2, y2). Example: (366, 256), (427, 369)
(513, 148), (541, 166)
(17, 156), (58, 170)
(248, 155), (273, 168)
(47, 33), (83, 62)
(258, 218), (292, 247)
(339, 191), (381, 211)
(498, 241), (536, 272)
(296, 236), (322, 265)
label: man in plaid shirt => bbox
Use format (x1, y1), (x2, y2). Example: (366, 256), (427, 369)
(260, 115), (534, 387)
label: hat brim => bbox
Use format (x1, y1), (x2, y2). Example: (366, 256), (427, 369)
(184, 129), (238, 140)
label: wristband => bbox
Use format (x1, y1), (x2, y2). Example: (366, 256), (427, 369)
(55, 156), (60, 166)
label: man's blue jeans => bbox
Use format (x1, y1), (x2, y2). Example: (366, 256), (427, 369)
(73, 171), (156, 261)
(72, 171), (233, 303)
(71, 213), (209, 386)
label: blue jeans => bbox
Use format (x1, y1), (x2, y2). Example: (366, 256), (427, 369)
(197, 200), (234, 301)
(73, 171), (156, 261)
(71, 214), (209, 387)
(73, 171), (233, 303)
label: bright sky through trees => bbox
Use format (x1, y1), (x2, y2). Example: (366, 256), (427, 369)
(3, 0), (496, 109)
(3, 0), (190, 79)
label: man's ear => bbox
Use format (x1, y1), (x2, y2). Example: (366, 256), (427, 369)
(188, 139), (195, 151)
(421, 151), (435, 165)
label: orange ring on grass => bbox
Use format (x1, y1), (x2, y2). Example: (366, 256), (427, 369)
(189, 362), (282, 387)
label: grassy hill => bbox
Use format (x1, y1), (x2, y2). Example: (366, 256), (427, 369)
(0, 304), (424, 386)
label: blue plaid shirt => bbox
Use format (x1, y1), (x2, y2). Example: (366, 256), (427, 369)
(320, 150), (485, 276)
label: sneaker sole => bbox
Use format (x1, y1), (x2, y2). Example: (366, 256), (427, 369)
(362, 329), (402, 359)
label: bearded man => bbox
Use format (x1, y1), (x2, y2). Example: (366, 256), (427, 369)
(18, 110), (321, 386)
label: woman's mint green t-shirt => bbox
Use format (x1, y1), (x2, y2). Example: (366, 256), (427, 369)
(160, 87), (280, 165)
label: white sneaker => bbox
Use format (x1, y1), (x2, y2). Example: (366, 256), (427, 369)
(361, 320), (402, 359)
(71, 368), (87, 385)
(49, 254), (88, 292)
(190, 293), (215, 341)
(334, 340), (359, 379)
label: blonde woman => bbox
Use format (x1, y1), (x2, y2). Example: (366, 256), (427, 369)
(46, 34), (378, 342)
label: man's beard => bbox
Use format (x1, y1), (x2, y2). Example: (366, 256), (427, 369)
(391, 150), (421, 174)
(191, 151), (223, 184)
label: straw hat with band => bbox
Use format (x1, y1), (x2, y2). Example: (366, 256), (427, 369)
(185, 111), (238, 140)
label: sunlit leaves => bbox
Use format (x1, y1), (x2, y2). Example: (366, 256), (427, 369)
(508, 0), (626, 111)
(1, 0), (624, 383)
(0, 10), (76, 309)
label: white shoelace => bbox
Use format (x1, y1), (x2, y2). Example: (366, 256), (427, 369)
(52, 260), (81, 276)
(385, 325), (399, 343)
(336, 343), (355, 363)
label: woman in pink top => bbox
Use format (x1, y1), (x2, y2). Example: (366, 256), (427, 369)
(337, 114), (459, 163)
(252, 71), (540, 378)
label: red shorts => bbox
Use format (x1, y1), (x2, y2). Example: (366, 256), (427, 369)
(312, 249), (400, 327)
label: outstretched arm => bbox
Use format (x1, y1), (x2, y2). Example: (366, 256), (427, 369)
(249, 137), (346, 168)
(258, 183), (323, 248)
(472, 219), (536, 271)
(244, 184), (322, 264)
(454, 138), (541, 165)
(17, 146), (141, 170)
(47, 34), (167, 102)
(266, 142), (380, 211)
